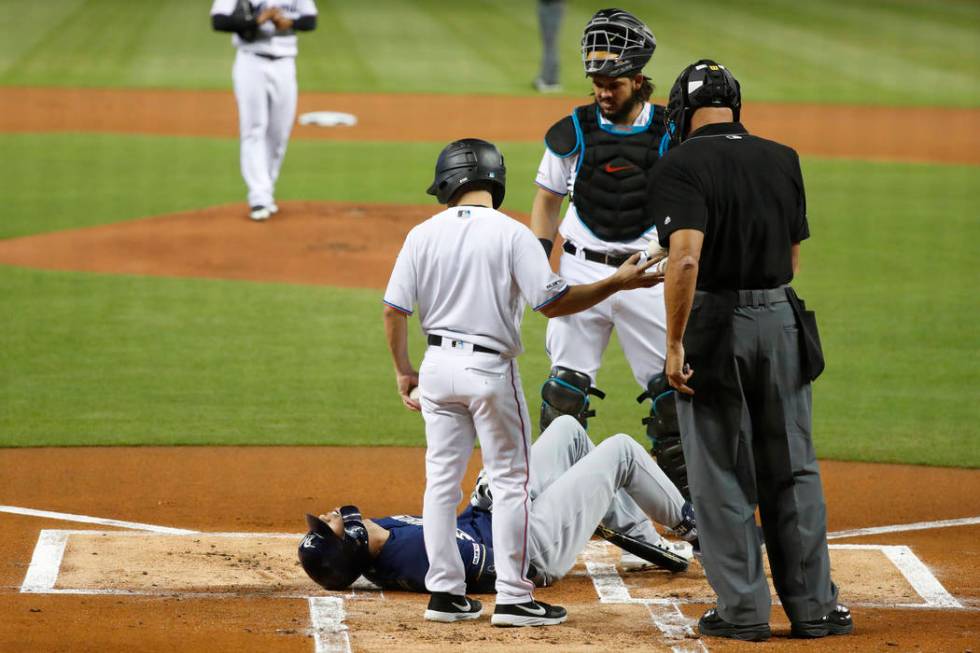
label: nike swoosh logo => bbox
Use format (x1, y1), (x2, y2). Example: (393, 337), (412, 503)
(514, 603), (547, 616)
(451, 601), (471, 611)
(604, 163), (634, 173)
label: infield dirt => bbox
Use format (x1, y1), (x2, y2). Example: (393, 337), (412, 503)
(1, 449), (979, 652)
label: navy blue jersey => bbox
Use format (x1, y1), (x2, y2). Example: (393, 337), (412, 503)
(363, 507), (496, 593)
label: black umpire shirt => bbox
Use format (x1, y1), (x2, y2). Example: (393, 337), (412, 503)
(649, 122), (809, 291)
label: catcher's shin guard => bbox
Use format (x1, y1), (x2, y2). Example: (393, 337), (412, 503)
(638, 373), (691, 501)
(540, 366), (605, 432)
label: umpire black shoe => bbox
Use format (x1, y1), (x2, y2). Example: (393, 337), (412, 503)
(791, 605), (853, 638)
(423, 592), (482, 623)
(698, 608), (771, 641)
(491, 600), (567, 627)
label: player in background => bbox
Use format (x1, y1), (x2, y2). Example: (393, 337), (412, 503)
(383, 138), (662, 626)
(298, 416), (699, 595)
(210, 0), (318, 221)
(531, 8), (689, 502)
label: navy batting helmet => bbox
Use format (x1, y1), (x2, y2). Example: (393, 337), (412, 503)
(581, 8), (656, 78)
(297, 507), (371, 591)
(426, 138), (506, 209)
(661, 59), (741, 154)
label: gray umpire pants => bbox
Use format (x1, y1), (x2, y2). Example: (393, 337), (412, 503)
(676, 291), (838, 625)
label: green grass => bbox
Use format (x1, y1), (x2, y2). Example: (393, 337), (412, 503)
(1, 0), (977, 106)
(1, 132), (977, 465)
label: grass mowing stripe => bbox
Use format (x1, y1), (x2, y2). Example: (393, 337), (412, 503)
(0, 133), (549, 238)
(0, 261), (975, 466)
(0, 0), (976, 106)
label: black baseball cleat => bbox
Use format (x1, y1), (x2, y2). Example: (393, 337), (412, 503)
(423, 592), (482, 623)
(491, 600), (567, 627)
(791, 605), (853, 638)
(698, 608), (771, 641)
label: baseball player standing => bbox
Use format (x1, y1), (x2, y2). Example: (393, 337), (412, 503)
(532, 9), (690, 499)
(383, 139), (661, 627)
(210, 0), (318, 221)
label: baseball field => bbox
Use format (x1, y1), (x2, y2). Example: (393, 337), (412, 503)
(1, 1), (978, 651)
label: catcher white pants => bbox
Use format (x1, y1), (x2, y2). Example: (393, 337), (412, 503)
(419, 343), (535, 605)
(527, 416), (686, 584)
(546, 250), (668, 387)
(232, 50), (297, 209)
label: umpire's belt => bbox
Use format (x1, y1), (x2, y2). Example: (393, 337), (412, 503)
(736, 286), (789, 307)
(563, 241), (631, 267)
(427, 334), (500, 355)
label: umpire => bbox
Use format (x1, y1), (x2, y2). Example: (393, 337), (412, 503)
(648, 60), (852, 642)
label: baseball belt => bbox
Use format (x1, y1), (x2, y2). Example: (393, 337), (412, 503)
(427, 334), (500, 356)
(563, 241), (632, 267)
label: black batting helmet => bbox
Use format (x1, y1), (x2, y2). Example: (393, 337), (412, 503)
(661, 59), (741, 153)
(426, 138), (506, 209)
(297, 507), (371, 591)
(581, 8), (656, 78)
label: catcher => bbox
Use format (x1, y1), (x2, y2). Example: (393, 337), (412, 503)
(298, 416), (698, 601)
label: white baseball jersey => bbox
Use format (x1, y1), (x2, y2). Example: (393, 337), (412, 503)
(384, 206), (568, 357)
(210, 0), (317, 58)
(535, 102), (659, 256)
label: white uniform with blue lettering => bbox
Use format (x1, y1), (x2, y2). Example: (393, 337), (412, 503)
(536, 102), (667, 388)
(384, 205), (568, 605)
(210, 0), (317, 212)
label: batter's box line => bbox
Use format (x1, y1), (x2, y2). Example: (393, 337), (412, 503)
(583, 542), (964, 612)
(19, 528), (382, 599)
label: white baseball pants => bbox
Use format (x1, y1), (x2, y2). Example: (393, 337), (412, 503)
(546, 250), (668, 387)
(528, 416), (686, 583)
(232, 50), (297, 209)
(419, 342), (535, 605)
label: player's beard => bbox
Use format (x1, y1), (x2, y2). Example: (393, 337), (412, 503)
(598, 89), (644, 124)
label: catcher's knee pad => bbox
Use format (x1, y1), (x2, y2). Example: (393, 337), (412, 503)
(637, 373), (690, 500)
(540, 366), (605, 432)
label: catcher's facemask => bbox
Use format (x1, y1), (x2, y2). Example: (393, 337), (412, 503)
(581, 8), (656, 78)
(298, 506), (370, 590)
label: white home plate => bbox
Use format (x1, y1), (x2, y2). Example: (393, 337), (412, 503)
(298, 111), (357, 127)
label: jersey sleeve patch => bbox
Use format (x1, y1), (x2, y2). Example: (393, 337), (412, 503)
(545, 115), (580, 158)
(533, 284), (569, 311)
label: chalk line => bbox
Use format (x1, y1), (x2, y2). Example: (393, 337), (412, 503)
(827, 515), (980, 541)
(309, 596), (353, 653)
(0, 505), (196, 534)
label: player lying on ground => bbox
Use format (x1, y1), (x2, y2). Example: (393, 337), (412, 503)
(298, 416), (699, 596)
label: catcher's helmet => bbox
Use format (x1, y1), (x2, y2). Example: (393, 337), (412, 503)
(426, 138), (506, 209)
(581, 8), (656, 78)
(661, 59), (741, 153)
(298, 506), (371, 591)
